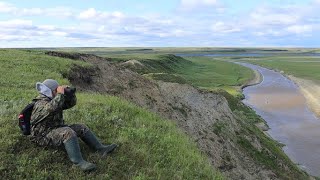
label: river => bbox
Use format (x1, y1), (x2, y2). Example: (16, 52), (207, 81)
(238, 62), (320, 176)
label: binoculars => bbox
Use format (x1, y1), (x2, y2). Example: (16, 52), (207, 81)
(64, 87), (76, 103)
(64, 86), (76, 96)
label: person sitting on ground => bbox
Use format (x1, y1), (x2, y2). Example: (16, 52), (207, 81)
(30, 79), (117, 172)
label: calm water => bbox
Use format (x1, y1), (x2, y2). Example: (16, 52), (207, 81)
(238, 62), (320, 176)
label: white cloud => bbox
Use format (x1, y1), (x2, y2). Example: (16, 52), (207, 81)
(45, 7), (73, 18)
(211, 22), (241, 34)
(38, 25), (56, 31)
(78, 8), (97, 19)
(0, 1), (319, 47)
(171, 29), (190, 37)
(253, 29), (284, 37)
(19, 8), (43, 16)
(0, 19), (33, 28)
(51, 31), (68, 37)
(180, 0), (218, 8)
(286, 25), (312, 34)
(0, 2), (16, 13)
(0, 34), (30, 41)
(250, 7), (299, 26)
(0, 2), (73, 18)
(0, 19), (79, 42)
(17, 7), (73, 18)
(178, 0), (224, 12)
(247, 3), (319, 40)
(76, 9), (186, 39)
(78, 8), (125, 22)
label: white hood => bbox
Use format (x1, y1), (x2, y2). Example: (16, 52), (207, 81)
(36, 82), (53, 98)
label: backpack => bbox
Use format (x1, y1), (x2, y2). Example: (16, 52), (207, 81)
(18, 101), (36, 135)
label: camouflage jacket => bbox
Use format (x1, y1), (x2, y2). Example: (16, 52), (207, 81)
(30, 93), (76, 136)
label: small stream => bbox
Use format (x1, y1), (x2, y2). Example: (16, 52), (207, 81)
(238, 62), (320, 176)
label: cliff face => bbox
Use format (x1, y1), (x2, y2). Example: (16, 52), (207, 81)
(46, 51), (309, 179)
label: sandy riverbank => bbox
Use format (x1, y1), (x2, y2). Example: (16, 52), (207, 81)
(287, 75), (320, 118)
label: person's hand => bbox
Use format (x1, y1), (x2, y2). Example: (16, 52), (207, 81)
(57, 86), (67, 94)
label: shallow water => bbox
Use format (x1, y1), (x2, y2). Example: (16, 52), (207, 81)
(238, 62), (320, 176)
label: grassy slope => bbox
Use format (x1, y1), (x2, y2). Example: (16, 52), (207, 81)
(0, 49), (222, 179)
(180, 57), (253, 96)
(116, 54), (253, 96)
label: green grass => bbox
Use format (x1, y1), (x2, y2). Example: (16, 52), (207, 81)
(143, 73), (188, 84)
(179, 57), (253, 95)
(242, 56), (320, 83)
(115, 54), (253, 96)
(0, 49), (223, 179)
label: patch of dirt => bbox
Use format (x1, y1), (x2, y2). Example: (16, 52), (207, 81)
(121, 59), (145, 67)
(119, 59), (147, 74)
(47, 51), (305, 180)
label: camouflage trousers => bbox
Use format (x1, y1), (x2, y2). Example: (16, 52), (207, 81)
(31, 124), (89, 147)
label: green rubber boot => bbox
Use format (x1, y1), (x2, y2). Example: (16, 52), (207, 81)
(64, 136), (96, 172)
(82, 130), (118, 157)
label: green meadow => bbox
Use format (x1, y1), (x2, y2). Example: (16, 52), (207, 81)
(242, 56), (320, 83)
(137, 55), (253, 96)
(0, 49), (222, 179)
(180, 57), (253, 95)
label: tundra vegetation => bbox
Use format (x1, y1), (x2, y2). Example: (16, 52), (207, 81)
(0, 49), (222, 179)
(1, 47), (315, 179)
(241, 56), (320, 83)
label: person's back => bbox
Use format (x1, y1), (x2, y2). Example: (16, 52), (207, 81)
(30, 79), (117, 172)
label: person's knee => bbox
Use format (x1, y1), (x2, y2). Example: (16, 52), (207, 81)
(46, 127), (78, 146)
(69, 123), (90, 137)
(63, 127), (77, 143)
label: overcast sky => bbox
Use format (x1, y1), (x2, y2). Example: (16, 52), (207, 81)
(0, 0), (319, 47)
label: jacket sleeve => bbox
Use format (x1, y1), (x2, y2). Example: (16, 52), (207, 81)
(63, 94), (77, 110)
(31, 94), (65, 125)
(44, 93), (65, 113)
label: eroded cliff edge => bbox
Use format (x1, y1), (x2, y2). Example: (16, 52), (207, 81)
(46, 51), (310, 179)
